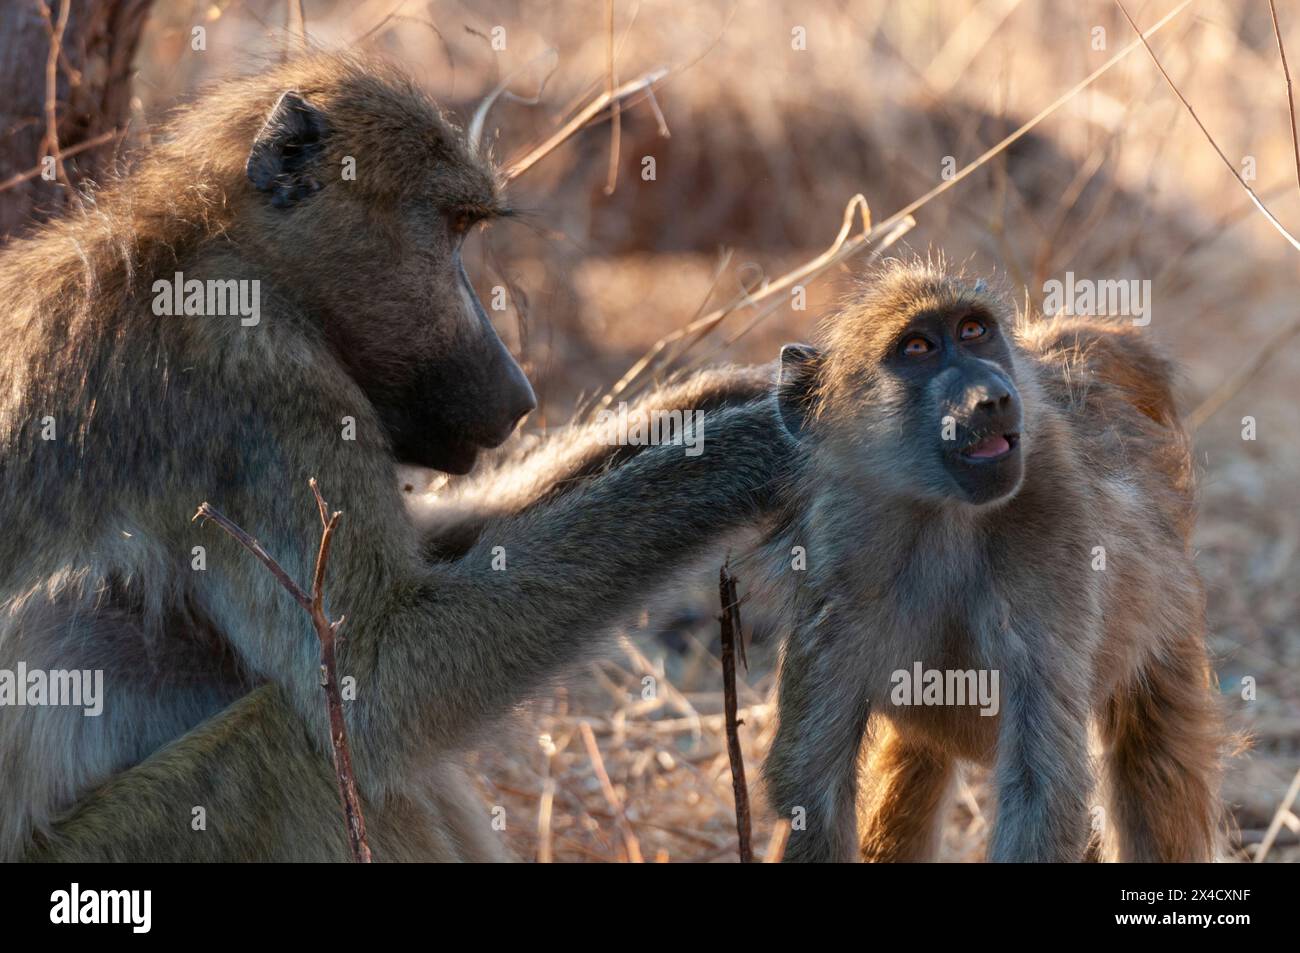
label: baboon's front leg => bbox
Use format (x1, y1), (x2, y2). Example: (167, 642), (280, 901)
(987, 650), (1091, 862)
(764, 612), (873, 863)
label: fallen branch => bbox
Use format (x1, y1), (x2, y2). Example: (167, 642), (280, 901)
(718, 561), (752, 863)
(193, 479), (372, 863)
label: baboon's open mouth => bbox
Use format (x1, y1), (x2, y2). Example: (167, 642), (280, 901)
(960, 433), (1019, 462)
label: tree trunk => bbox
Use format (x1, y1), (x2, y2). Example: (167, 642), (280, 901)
(0, 0), (153, 243)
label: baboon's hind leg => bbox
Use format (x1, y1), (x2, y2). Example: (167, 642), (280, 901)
(1098, 640), (1222, 862)
(857, 719), (955, 862)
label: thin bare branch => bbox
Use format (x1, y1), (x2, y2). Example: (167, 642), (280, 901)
(504, 67), (669, 181)
(1188, 313), (1300, 430)
(718, 562), (752, 863)
(1115, 0), (1300, 252)
(0, 128), (122, 195)
(578, 720), (643, 862)
(603, 0), (622, 196)
(594, 196), (914, 414)
(866, 0), (1193, 247)
(194, 484), (371, 862)
(466, 48), (560, 153)
(1268, 0), (1300, 201)
(764, 820), (791, 863)
(1255, 766), (1300, 862)
(37, 0), (72, 189)
(286, 0), (307, 57)
(192, 502), (310, 610)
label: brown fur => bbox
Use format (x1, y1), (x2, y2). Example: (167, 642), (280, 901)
(0, 52), (791, 861)
(761, 260), (1223, 862)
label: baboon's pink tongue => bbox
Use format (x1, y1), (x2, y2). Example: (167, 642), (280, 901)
(966, 434), (1010, 458)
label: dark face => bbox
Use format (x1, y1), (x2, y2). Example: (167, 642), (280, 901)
(888, 306), (1024, 505)
(778, 301), (1027, 507)
(245, 89), (536, 475)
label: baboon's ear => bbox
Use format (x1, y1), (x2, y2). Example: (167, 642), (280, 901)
(777, 343), (822, 438)
(246, 91), (330, 208)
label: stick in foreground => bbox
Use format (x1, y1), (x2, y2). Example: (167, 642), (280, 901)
(193, 478), (372, 863)
(718, 562), (753, 863)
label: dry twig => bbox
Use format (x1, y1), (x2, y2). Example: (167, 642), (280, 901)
(578, 720), (643, 862)
(1110, 0), (1300, 426)
(1255, 766), (1300, 862)
(1267, 0), (1300, 201)
(193, 479), (372, 863)
(285, 0), (307, 57)
(718, 562), (753, 863)
(603, 0), (622, 195)
(0, 128), (122, 195)
(594, 196), (912, 414)
(503, 67), (669, 181)
(1115, 0), (1300, 252)
(764, 820), (790, 863)
(36, 0), (72, 190)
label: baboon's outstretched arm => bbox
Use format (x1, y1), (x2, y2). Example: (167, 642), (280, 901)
(359, 400), (787, 765)
(417, 364), (775, 559)
(33, 399), (787, 860)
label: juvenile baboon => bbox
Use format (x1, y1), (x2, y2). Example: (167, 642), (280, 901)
(0, 53), (790, 861)
(762, 261), (1223, 862)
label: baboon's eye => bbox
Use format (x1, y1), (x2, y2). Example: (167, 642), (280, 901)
(958, 319), (987, 341)
(902, 336), (933, 356)
(449, 210), (477, 235)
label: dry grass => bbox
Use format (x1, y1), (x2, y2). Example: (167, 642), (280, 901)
(118, 0), (1300, 861)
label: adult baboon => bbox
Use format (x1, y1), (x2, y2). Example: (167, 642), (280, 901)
(0, 53), (790, 861)
(762, 261), (1223, 862)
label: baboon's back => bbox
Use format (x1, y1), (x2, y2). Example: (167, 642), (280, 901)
(1018, 316), (1195, 539)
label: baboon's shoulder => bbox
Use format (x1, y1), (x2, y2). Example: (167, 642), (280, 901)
(1018, 315), (1194, 524)
(1018, 316), (1181, 428)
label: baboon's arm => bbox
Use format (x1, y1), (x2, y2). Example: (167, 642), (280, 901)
(188, 395), (790, 798)
(986, 637), (1092, 862)
(417, 364), (775, 559)
(764, 604), (874, 863)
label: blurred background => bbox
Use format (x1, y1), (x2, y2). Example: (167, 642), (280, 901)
(2, 0), (1296, 861)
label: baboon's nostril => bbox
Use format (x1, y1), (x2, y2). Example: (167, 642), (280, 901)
(975, 384), (1012, 414)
